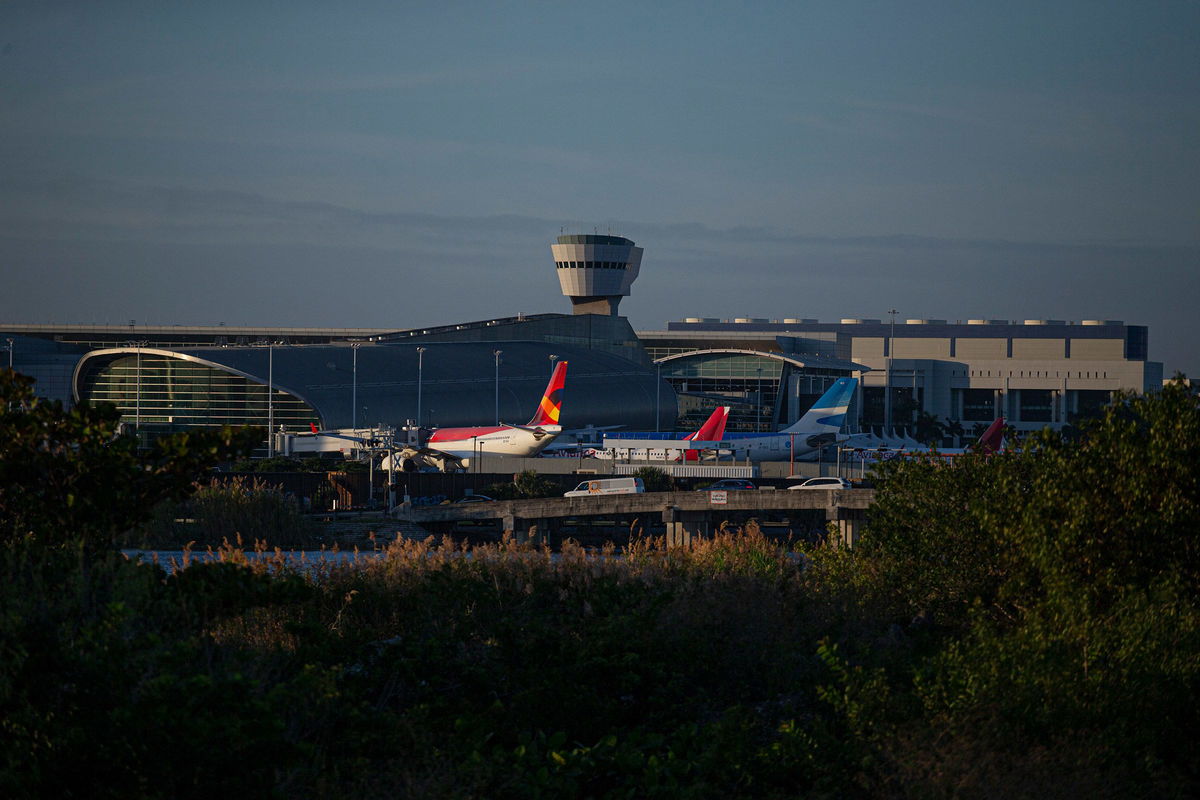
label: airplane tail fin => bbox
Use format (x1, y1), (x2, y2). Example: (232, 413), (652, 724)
(686, 406), (730, 441)
(310, 422), (319, 434)
(974, 417), (1005, 454)
(527, 360), (568, 427)
(680, 405), (730, 461)
(781, 377), (858, 434)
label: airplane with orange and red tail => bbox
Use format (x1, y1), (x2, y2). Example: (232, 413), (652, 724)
(417, 360), (568, 463)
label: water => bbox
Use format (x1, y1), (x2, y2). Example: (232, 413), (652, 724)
(122, 548), (387, 574)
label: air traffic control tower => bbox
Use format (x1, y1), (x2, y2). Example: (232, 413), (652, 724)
(551, 234), (643, 315)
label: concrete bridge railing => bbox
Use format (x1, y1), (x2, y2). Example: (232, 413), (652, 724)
(394, 488), (875, 547)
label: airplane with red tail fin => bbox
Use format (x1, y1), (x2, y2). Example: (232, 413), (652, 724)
(972, 417), (1006, 454)
(588, 405), (732, 460)
(845, 416), (1007, 461)
(676, 405), (731, 461)
(416, 360), (568, 463)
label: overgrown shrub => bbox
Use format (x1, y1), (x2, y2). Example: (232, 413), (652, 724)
(482, 470), (562, 500)
(0, 370), (259, 555)
(129, 477), (319, 548)
(4, 371), (1200, 797)
(633, 466), (674, 492)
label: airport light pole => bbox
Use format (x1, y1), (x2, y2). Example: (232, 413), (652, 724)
(887, 309), (898, 429)
(351, 343), (360, 430)
(416, 346), (426, 428)
(549, 353), (558, 379)
(134, 341), (143, 433)
(655, 361), (661, 433)
(756, 366), (763, 431)
(493, 349), (502, 425)
(268, 342), (275, 457)
(5, 337), (12, 369)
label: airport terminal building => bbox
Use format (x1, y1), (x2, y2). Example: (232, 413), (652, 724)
(4, 313), (670, 446)
(638, 316), (1161, 436)
(2, 233), (1162, 447)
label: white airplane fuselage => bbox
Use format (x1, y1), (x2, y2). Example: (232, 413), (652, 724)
(722, 430), (851, 461)
(425, 424), (562, 460)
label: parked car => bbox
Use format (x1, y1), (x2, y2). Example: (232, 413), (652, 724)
(788, 477), (852, 490)
(697, 478), (757, 491)
(455, 494), (496, 503)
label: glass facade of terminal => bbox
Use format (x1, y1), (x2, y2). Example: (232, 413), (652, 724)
(861, 386), (927, 427)
(662, 353), (781, 432)
(78, 354), (320, 441)
(658, 352), (849, 433)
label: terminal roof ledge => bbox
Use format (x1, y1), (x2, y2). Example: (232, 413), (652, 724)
(653, 348), (870, 373)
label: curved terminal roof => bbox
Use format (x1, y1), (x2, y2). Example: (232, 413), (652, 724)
(654, 348), (869, 374)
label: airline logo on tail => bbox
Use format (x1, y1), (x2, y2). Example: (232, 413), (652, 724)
(416, 360), (569, 464)
(528, 361), (568, 427)
(783, 377), (857, 434)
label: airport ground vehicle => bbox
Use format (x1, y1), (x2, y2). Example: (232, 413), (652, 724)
(788, 477), (852, 490)
(698, 478), (757, 491)
(564, 477), (645, 497)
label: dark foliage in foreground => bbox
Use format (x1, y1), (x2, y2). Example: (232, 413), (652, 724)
(1, 373), (1198, 798)
(0, 370), (261, 555)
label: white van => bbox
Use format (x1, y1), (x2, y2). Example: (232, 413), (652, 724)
(564, 477), (645, 497)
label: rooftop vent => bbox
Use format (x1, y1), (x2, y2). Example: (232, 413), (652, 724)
(905, 319), (947, 325)
(968, 319), (1008, 325)
(1081, 319), (1124, 326)
(782, 318), (818, 324)
(840, 318), (881, 324)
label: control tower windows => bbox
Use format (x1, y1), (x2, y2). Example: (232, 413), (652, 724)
(553, 260), (628, 270)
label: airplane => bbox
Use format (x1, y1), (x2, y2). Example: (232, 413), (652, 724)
(935, 416), (1005, 455)
(842, 416), (1006, 462)
(537, 423), (625, 455)
(385, 360), (568, 471)
(588, 405), (731, 460)
(271, 422), (391, 457)
(715, 377), (860, 462)
(679, 404), (731, 461)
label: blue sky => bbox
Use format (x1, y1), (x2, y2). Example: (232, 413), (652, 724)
(2, 1), (1197, 374)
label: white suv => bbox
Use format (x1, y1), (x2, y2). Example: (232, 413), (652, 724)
(788, 477), (852, 490)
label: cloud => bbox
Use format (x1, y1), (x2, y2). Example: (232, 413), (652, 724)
(2, 175), (1196, 374)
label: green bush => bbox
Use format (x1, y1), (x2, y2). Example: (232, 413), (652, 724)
(633, 466), (674, 493)
(482, 470), (561, 500)
(802, 376), (1200, 793)
(0, 370), (260, 555)
(129, 477), (319, 548)
(4, 370), (1200, 797)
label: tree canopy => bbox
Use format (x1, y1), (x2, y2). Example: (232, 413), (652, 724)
(0, 370), (262, 553)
